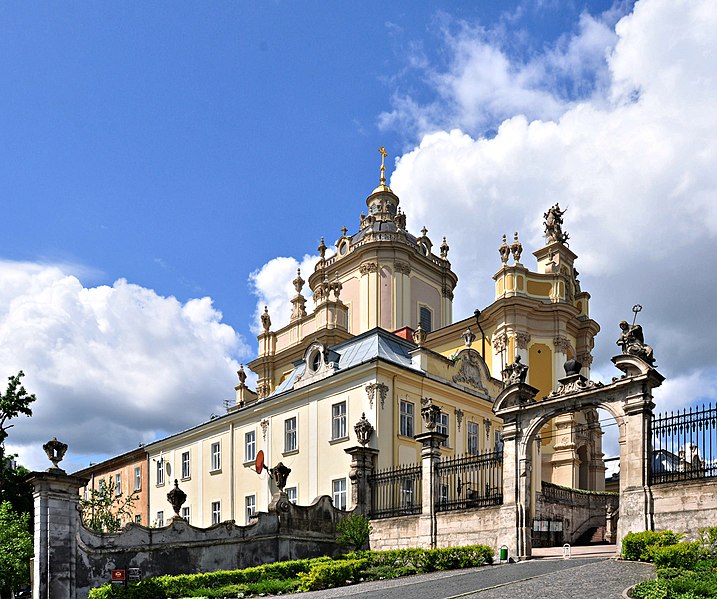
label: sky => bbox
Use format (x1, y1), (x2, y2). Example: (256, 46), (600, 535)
(2, 0), (716, 472)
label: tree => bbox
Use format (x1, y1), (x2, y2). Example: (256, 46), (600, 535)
(80, 478), (138, 533)
(0, 372), (36, 496)
(336, 514), (373, 551)
(0, 501), (32, 597)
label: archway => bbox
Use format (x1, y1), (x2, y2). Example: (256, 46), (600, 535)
(493, 353), (664, 558)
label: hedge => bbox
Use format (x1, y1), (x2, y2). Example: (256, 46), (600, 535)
(88, 544), (494, 598)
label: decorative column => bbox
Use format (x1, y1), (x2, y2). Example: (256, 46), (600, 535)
(493, 369), (540, 560)
(415, 398), (447, 549)
(27, 439), (88, 599)
(612, 354), (664, 543)
(345, 414), (378, 515)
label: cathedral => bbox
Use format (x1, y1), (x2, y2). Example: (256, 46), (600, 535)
(78, 149), (605, 529)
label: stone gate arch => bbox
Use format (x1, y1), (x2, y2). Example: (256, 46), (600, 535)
(493, 353), (664, 558)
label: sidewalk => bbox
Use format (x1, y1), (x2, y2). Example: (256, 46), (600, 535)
(531, 544), (619, 560)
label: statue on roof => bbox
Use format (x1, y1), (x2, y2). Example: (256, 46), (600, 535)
(617, 321), (655, 365)
(544, 203), (569, 244)
(502, 355), (529, 386)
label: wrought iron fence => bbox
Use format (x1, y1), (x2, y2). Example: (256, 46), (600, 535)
(368, 463), (422, 519)
(435, 449), (503, 512)
(651, 403), (717, 484)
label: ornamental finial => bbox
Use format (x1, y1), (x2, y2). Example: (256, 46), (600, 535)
(378, 146), (388, 186)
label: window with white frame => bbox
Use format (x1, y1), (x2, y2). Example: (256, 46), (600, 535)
(114, 473), (122, 496)
(495, 430), (504, 456)
(401, 478), (414, 511)
(181, 451), (190, 479)
(286, 487), (297, 504)
(437, 411), (449, 447)
(245, 430), (256, 463)
(156, 460), (164, 486)
(181, 506), (190, 524)
(399, 400), (414, 437)
(332, 478), (347, 511)
(134, 466), (142, 491)
(467, 421), (479, 455)
(211, 501), (221, 525)
(284, 417), (297, 452)
(331, 401), (347, 440)
(156, 511), (164, 527)
(419, 306), (433, 332)
(245, 495), (256, 524)
(439, 484), (449, 508)
(210, 441), (221, 471)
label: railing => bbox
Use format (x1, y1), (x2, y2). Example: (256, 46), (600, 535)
(540, 481), (618, 507)
(435, 450), (503, 512)
(368, 463), (422, 519)
(651, 403), (717, 484)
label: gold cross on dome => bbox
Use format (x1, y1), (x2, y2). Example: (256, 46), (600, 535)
(378, 146), (388, 184)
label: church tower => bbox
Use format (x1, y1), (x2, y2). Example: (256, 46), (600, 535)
(248, 148), (458, 399)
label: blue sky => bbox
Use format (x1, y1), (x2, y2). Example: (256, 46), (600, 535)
(3, 0), (716, 471)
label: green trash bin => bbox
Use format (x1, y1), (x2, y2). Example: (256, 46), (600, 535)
(499, 546), (508, 561)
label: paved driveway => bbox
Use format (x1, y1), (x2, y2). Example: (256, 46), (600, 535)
(297, 558), (655, 599)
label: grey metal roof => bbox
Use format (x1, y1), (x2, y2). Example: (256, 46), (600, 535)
(266, 329), (417, 399)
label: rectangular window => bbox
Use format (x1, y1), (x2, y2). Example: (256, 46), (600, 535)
(210, 442), (221, 471)
(467, 421), (479, 455)
(331, 402), (347, 440)
(419, 306), (433, 332)
(437, 412), (449, 447)
(245, 495), (256, 524)
(439, 484), (449, 508)
(181, 506), (190, 524)
(284, 417), (297, 452)
(286, 487), (297, 504)
(211, 501), (221, 525)
(181, 451), (190, 479)
(332, 478), (347, 511)
(115, 473), (122, 496)
(134, 514), (141, 524)
(401, 479), (414, 511)
(245, 430), (256, 463)
(495, 430), (504, 456)
(156, 511), (164, 527)
(134, 466), (142, 491)
(156, 459), (165, 486)
(400, 400), (414, 437)
(99, 478), (106, 491)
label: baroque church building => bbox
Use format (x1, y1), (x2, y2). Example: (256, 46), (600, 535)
(78, 150), (604, 529)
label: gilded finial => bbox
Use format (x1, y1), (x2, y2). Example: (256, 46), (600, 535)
(378, 146), (388, 186)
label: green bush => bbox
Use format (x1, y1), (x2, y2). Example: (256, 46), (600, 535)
(622, 530), (682, 561)
(89, 545), (495, 598)
(652, 542), (706, 569)
(336, 514), (373, 550)
(700, 526), (717, 557)
(297, 558), (369, 591)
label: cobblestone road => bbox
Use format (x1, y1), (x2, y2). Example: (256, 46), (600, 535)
(297, 558), (655, 599)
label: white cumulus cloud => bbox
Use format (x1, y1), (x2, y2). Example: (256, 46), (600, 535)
(0, 261), (248, 472)
(382, 0), (717, 413)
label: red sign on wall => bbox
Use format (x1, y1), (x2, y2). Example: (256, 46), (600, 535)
(111, 570), (126, 582)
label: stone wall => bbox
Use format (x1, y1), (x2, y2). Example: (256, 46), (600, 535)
(651, 478), (717, 536)
(369, 506), (502, 552)
(74, 496), (343, 598)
